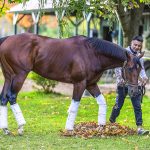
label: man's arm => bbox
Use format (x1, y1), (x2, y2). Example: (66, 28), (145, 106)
(139, 59), (148, 86)
(115, 67), (125, 86)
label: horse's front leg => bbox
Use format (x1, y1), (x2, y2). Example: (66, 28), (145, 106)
(65, 80), (86, 131)
(10, 103), (26, 136)
(87, 84), (107, 126)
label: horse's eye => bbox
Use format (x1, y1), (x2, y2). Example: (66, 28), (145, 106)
(128, 68), (133, 72)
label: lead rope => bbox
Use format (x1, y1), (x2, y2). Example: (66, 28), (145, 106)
(122, 65), (127, 97)
(140, 85), (146, 103)
(142, 85), (146, 96)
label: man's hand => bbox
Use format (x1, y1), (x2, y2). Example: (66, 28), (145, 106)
(141, 77), (148, 86)
(118, 78), (125, 86)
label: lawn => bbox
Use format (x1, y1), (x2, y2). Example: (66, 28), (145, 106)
(0, 91), (150, 150)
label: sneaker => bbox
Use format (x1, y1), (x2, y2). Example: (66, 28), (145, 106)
(109, 117), (116, 123)
(137, 128), (149, 135)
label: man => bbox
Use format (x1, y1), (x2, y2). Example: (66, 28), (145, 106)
(109, 36), (149, 135)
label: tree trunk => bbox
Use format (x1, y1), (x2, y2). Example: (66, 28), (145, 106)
(116, 0), (144, 47)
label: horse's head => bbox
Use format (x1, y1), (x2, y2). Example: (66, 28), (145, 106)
(123, 51), (144, 97)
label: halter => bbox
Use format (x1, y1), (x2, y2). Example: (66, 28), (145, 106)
(122, 59), (145, 98)
(122, 61), (139, 87)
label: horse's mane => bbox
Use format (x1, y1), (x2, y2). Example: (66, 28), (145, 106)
(85, 37), (127, 61)
(0, 36), (9, 46)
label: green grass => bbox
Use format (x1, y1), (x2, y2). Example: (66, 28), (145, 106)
(0, 91), (150, 150)
(0, 70), (4, 85)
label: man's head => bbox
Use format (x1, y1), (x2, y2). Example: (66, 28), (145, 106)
(131, 36), (143, 52)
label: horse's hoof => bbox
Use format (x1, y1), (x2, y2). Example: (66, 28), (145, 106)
(63, 130), (74, 136)
(18, 125), (24, 136)
(96, 125), (105, 131)
(3, 128), (12, 135)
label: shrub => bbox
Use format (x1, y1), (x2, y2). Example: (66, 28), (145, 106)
(30, 72), (58, 93)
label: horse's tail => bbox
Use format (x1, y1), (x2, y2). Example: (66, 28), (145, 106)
(0, 36), (9, 46)
(0, 36), (9, 65)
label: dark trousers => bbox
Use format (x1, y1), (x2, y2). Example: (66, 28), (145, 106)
(110, 86), (142, 126)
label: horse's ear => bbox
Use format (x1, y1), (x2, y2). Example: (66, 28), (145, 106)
(123, 61), (127, 67)
(138, 51), (145, 59)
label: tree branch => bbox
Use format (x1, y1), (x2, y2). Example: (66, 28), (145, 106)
(0, 0), (6, 12)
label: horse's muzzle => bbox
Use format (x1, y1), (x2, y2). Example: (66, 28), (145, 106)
(128, 85), (139, 97)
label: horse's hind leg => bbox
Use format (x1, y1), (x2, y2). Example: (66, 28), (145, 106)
(0, 79), (12, 135)
(6, 72), (28, 135)
(86, 84), (107, 126)
(65, 80), (86, 131)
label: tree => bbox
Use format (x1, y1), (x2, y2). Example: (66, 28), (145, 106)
(116, 0), (145, 47)
(0, 0), (25, 17)
(52, 0), (149, 47)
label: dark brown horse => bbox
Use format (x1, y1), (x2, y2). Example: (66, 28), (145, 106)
(0, 33), (143, 135)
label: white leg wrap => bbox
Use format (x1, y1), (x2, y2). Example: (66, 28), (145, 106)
(0, 106), (8, 129)
(96, 94), (107, 125)
(10, 103), (26, 127)
(65, 100), (80, 130)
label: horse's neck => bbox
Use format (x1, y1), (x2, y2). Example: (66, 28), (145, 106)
(99, 56), (124, 70)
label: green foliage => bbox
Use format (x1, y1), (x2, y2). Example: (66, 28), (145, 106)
(52, 0), (144, 21)
(51, 0), (147, 37)
(39, 24), (58, 37)
(39, 19), (86, 38)
(1, 0), (148, 18)
(7, 0), (29, 3)
(0, 1), (9, 17)
(52, 0), (118, 37)
(140, 0), (150, 3)
(30, 72), (58, 93)
(0, 0), (28, 17)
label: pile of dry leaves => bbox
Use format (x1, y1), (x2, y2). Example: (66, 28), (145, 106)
(61, 122), (136, 138)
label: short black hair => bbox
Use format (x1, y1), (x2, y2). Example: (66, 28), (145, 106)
(92, 29), (98, 38)
(132, 36), (143, 42)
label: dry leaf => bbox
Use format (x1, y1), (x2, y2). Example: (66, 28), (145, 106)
(61, 122), (136, 138)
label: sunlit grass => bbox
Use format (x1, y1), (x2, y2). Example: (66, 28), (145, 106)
(0, 91), (150, 150)
(0, 70), (4, 85)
